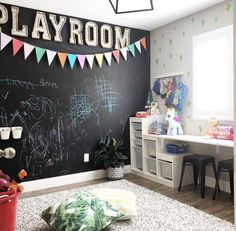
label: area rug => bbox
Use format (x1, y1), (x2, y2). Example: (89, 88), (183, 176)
(16, 179), (234, 231)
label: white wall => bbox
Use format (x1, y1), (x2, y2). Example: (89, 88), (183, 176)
(151, 0), (233, 135)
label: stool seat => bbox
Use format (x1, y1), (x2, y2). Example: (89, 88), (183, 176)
(213, 159), (234, 200)
(178, 154), (217, 199)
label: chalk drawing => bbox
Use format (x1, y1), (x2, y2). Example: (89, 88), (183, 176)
(21, 96), (56, 122)
(120, 116), (128, 134)
(32, 165), (42, 176)
(26, 156), (32, 168)
(2, 91), (9, 100)
(95, 76), (121, 113)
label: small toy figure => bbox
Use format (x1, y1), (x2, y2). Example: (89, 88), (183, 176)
(150, 101), (160, 115)
(165, 108), (183, 135)
(204, 118), (219, 139)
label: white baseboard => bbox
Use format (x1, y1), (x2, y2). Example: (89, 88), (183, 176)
(22, 165), (131, 194)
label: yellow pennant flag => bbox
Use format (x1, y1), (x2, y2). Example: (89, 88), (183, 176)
(95, 53), (104, 68)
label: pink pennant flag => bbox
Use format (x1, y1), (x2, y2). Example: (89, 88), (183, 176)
(104, 52), (112, 66)
(77, 55), (86, 69)
(0, 32), (12, 51)
(112, 50), (120, 63)
(12, 38), (24, 56)
(24, 43), (35, 60)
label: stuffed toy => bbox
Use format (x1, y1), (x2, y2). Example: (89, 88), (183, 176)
(165, 108), (183, 135)
(204, 118), (219, 139)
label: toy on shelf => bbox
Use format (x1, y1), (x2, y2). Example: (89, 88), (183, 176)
(165, 108), (183, 135)
(204, 118), (219, 139)
(213, 125), (234, 140)
(150, 101), (160, 116)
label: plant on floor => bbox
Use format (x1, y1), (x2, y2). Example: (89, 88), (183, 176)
(94, 136), (128, 180)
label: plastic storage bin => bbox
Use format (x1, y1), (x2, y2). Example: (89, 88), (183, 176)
(159, 160), (173, 180)
(132, 123), (142, 131)
(148, 158), (156, 174)
(0, 190), (20, 231)
(134, 147), (143, 170)
(134, 139), (142, 147)
(166, 144), (188, 154)
(135, 131), (142, 139)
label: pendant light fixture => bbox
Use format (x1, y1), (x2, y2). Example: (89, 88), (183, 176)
(109, 0), (154, 14)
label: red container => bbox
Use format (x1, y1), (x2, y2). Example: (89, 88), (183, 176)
(0, 190), (20, 231)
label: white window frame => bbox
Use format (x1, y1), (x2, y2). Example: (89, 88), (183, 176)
(192, 25), (233, 121)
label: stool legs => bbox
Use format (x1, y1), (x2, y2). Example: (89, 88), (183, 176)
(213, 165), (221, 200)
(199, 165), (206, 199)
(193, 164), (199, 189)
(178, 161), (186, 192)
(229, 171), (234, 197)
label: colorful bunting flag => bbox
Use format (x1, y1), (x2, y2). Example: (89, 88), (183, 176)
(57, 52), (68, 68)
(46, 50), (56, 66)
(120, 47), (128, 61)
(134, 41), (141, 53)
(140, 37), (147, 50)
(12, 38), (24, 56)
(68, 54), (77, 69)
(104, 52), (112, 66)
(0, 31), (147, 69)
(112, 50), (120, 63)
(128, 44), (135, 57)
(86, 55), (95, 69)
(95, 53), (103, 68)
(77, 55), (86, 69)
(35, 47), (46, 63)
(24, 43), (34, 60)
(0, 32), (12, 51)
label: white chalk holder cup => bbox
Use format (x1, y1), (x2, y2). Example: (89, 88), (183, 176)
(11, 127), (23, 139)
(0, 127), (11, 140)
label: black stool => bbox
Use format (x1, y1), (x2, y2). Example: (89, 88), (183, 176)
(212, 159), (234, 200)
(178, 154), (217, 199)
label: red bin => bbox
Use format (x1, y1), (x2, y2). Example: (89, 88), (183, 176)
(0, 190), (20, 231)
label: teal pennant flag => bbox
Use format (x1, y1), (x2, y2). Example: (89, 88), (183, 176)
(128, 44), (135, 57)
(35, 47), (46, 63)
(68, 54), (77, 69)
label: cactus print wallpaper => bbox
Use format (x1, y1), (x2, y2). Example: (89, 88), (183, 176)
(151, 0), (233, 135)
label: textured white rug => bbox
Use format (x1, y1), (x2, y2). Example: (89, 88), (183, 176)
(16, 179), (234, 231)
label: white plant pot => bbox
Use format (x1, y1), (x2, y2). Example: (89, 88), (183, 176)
(106, 167), (124, 180)
(11, 127), (23, 139)
(0, 127), (11, 140)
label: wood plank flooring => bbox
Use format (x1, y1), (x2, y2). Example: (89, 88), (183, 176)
(21, 173), (234, 224)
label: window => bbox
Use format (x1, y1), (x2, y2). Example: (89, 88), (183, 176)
(192, 25), (233, 121)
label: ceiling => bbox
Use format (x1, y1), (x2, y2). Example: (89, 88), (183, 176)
(1, 0), (224, 31)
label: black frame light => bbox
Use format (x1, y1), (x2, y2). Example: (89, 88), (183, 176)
(109, 0), (154, 14)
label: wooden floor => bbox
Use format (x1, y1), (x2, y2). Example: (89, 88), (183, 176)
(22, 173), (234, 224)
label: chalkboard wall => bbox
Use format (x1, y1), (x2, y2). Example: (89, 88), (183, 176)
(0, 3), (150, 181)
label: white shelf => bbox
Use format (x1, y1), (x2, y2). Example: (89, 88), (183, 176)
(155, 72), (184, 79)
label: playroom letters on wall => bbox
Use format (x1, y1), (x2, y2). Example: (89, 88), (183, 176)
(0, 4), (131, 49)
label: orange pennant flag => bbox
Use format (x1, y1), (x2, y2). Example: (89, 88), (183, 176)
(140, 37), (147, 50)
(57, 52), (68, 68)
(12, 38), (24, 56)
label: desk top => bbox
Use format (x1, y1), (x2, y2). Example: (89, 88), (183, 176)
(143, 134), (234, 148)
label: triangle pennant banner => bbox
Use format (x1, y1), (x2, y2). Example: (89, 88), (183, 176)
(35, 47), (46, 63)
(77, 55), (86, 69)
(57, 52), (68, 68)
(120, 47), (128, 61)
(140, 37), (147, 50)
(68, 54), (77, 69)
(128, 44), (136, 57)
(24, 43), (34, 60)
(46, 50), (56, 66)
(104, 52), (112, 66)
(95, 53), (103, 68)
(112, 50), (120, 63)
(12, 38), (24, 56)
(86, 55), (95, 69)
(134, 41), (142, 53)
(0, 32), (12, 51)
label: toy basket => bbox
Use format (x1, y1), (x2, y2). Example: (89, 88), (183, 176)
(0, 190), (20, 231)
(166, 144), (188, 154)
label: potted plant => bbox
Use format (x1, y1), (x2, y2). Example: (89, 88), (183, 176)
(94, 136), (128, 180)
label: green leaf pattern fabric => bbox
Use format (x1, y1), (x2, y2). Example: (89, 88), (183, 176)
(42, 191), (125, 231)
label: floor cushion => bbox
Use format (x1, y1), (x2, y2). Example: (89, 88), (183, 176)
(41, 191), (125, 231)
(91, 188), (137, 220)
